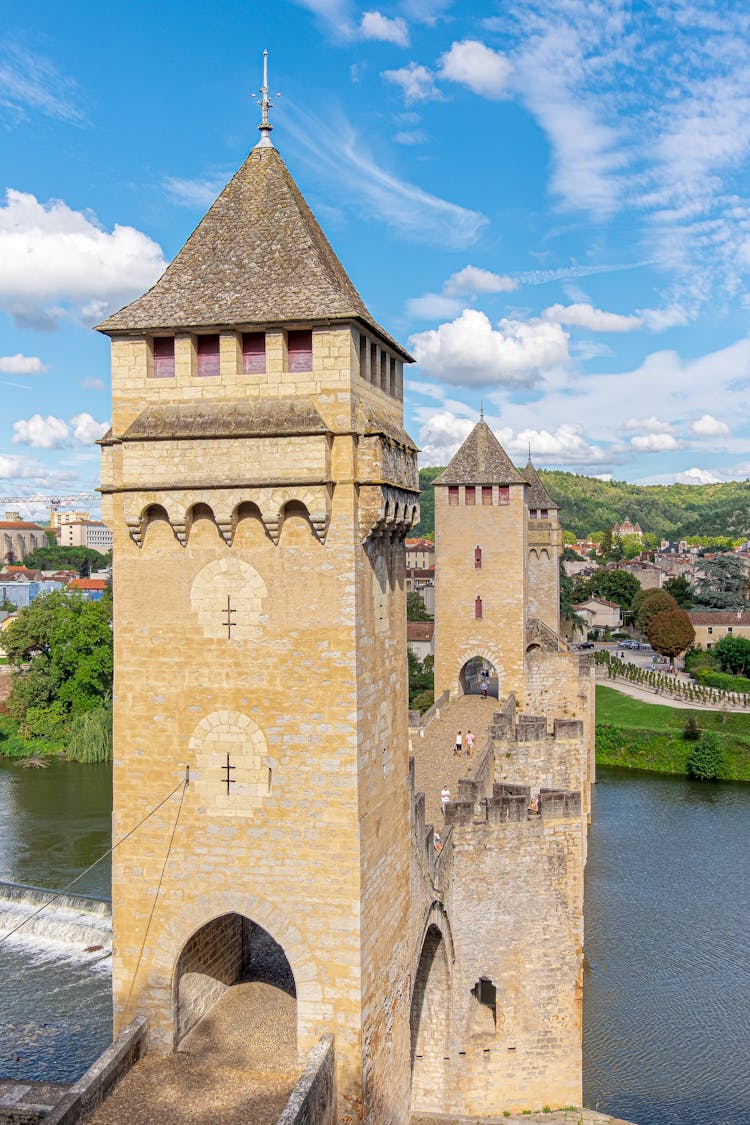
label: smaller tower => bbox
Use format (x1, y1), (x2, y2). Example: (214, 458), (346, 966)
(432, 421), (527, 702)
(522, 458), (562, 633)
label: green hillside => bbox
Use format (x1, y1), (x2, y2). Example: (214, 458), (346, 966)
(414, 467), (750, 541)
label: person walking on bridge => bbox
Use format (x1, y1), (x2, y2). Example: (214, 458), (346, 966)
(454, 731), (463, 756)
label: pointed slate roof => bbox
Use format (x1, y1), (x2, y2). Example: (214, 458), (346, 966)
(97, 146), (411, 358)
(521, 460), (558, 509)
(432, 421), (524, 487)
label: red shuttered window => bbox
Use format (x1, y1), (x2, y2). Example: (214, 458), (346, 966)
(242, 332), (266, 374)
(448, 487), (459, 506)
(498, 486), (509, 505)
(153, 337), (175, 378)
(288, 329), (313, 372)
(475, 596), (483, 620)
(482, 486), (492, 505)
(474, 546), (482, 569)
(197, 334), (220, 376)
(465, 486), (476, 506)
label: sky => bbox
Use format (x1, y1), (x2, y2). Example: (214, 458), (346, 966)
(3, 0), (750, 521)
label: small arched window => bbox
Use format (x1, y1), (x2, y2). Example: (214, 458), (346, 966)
(475, 596), (483, 620)
(474, 545), (482, 569)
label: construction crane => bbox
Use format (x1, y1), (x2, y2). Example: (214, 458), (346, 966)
(0, 493), (99, 507)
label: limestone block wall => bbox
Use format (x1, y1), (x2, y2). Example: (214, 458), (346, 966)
(174, 913), (245, 1041)
(434, 484), (528, 703)
(431, 810), (585, 1117)
(524, 650), (596, 794)
(526, 545), (560, 634)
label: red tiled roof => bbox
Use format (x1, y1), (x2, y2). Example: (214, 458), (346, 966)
(689, 611), (750, 625)
(67, 578), (108, 591)
(407, 622), (434, 642)
(0, 521), (44, 530)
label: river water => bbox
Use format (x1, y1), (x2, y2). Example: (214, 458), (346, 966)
(1, 759), (749, 1122)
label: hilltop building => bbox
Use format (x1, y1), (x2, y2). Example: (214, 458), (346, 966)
(612, 516), (643, 541)
(95, 78), (595, 1123)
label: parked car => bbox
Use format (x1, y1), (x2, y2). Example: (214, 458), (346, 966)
(577, 641), (595, 650)
(652, 654), (668, 664)
(621, 639), (641, 649)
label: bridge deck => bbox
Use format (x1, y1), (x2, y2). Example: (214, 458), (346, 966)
(411, 691), (498, 828)
(85, 981), (299, 1125)
(412, 1110), (637, 1124)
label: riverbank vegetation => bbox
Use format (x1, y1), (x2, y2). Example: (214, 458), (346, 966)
(0, 590), (112, 763)
(596, 686), (750, 780)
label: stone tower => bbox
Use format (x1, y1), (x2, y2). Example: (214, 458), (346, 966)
(432, 421), (528, 703)
(98, 120), (419, 1121)
(521, 458), (562, 633)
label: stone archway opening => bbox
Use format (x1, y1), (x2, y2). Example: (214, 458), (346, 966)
(459, 656), (499, 699)
(173, 913), (296, 1054)
(410, 923), (451, 1112)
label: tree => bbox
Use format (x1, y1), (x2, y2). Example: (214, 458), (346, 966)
(23, 545), (111, 575)
(406, 590), (433, 622)
(560, 563), (586, 630)
(663, 575), (693, 608)
(621, 535), (643, 559)
(574, 568), (641, 611)
(712, 634), (750, 676)
(408, 645), (433, 711)
(687, 732), (726, 781)
(562, 530), (577, 545)
(635, 590), (678, 635)
(693, 554), (748, 610)
(647, 608), (695, 661)
(599, 528), (613, 558)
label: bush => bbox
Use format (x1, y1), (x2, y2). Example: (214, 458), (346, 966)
(694, 669), (750, 693)
(683, 715), (701, 741)
(684, 648), (718, 675)
(410, 689), (434, 714)
(687, 732), (726, 781)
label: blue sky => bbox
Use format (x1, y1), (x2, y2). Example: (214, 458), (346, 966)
(2, 0), (750, 520)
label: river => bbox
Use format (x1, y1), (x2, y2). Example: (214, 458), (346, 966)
(1, 759), (749, 1122)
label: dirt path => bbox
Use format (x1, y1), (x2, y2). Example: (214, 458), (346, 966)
(598, 675), (741, 711)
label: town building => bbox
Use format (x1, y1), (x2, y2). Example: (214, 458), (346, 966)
(0, 519), (47, 565)
(688, 610), (750, 649)
(405, 537), (435, 570)
(57, 520), (114, 553)
(573, 596), (623, 635)
(612, 516), (643, 541)
(66, 577), (109, 601)
(406, 620), (434, 662)
(50, 508), (91, 529)
(0, 569), (65, 609)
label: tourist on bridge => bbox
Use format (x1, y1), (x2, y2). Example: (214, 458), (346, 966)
(441, 785), (451, 815)
(454, 731), (463, 755)
(466, 730), (475, 756)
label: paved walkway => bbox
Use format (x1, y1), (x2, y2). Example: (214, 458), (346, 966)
(411, 692), (498, 826)
(598, 674), (743, 711)
(85, 982), (299, 1125)
(412, 1110), (636, 1125)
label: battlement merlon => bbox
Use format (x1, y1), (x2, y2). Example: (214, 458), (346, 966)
(444, 787), (582, 827)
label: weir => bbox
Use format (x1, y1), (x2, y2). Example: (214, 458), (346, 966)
(0, 881), (112, 953)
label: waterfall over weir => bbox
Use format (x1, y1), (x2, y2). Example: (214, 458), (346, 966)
(0, 880), (112, 958)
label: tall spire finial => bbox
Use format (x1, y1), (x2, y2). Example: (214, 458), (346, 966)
(479, 401), (484, 421)
(528, 440), (532, 462)
(253, 50), (276, 149)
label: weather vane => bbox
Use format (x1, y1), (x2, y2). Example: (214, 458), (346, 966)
(252, 50), (280, 149)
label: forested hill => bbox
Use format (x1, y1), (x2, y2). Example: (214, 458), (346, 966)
(415, 467), (750, 541)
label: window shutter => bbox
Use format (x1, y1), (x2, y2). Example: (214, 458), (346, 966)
(153, 337), (175, 378)
(197, 335), (220, 377)
(288, 329), (313, 372)
(242, 332), (266, 374)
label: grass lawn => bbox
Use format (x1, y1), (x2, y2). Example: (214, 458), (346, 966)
(596, 685), (750, 780)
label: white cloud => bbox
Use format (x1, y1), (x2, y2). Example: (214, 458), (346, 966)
(638, 305), (690, 332)
(417, 411), (474, 464)
(0, 354), (46, 374)
(360, 11), (409, 46)
(406, 294), (463, 320)
(624, 417), (674, 434)
(690, 414), (730, 437)
(70, 412), (110, 444)
(0, 43), (83, 124)
(382, 62), (441, 103)
(81, 377), (107, 391)
(12, 412), (109, 449)
(0, 189), (167, 328)
(163, 175), (227, 209)
(630, 433), (681, 452)
(395, 129), (427, 145)
(542, 302), (642, 332)
(438, 39), (511, 100)
(291, 0), (354, 37)
(507, 423), (608, 465)
(677, 467), (725, 484)
(284, 106), (486, 247)
(409, 309), (569, 387)
(444, 265), (517, 296)
(12, 415), (70, 449)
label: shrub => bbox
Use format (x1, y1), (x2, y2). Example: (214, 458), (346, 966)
(684, 648), (718, 675)
(683, 715), (701, 741)
(694, 669), (750, 693)
(410, 689), (434, 714)
(687, 732), (726, 781)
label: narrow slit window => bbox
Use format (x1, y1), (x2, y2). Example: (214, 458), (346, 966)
(465, 486), (476, 506)
(530, 508), (538, 519)
(197, 334), (220, 376)
(540, 508), (548, 519)
(498, 486), (510, 505)
(482, 486), (493, 505)
(359, 333), (369, 380)
(475, 596), (483, 620)
(474, 546), (482, 569)
(288, 329), (313, 372)
(380, 351), (388, 391)
(242, 332), (266, 374)
(448, 486), (459, 507)
(153, 337), (175, 378)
